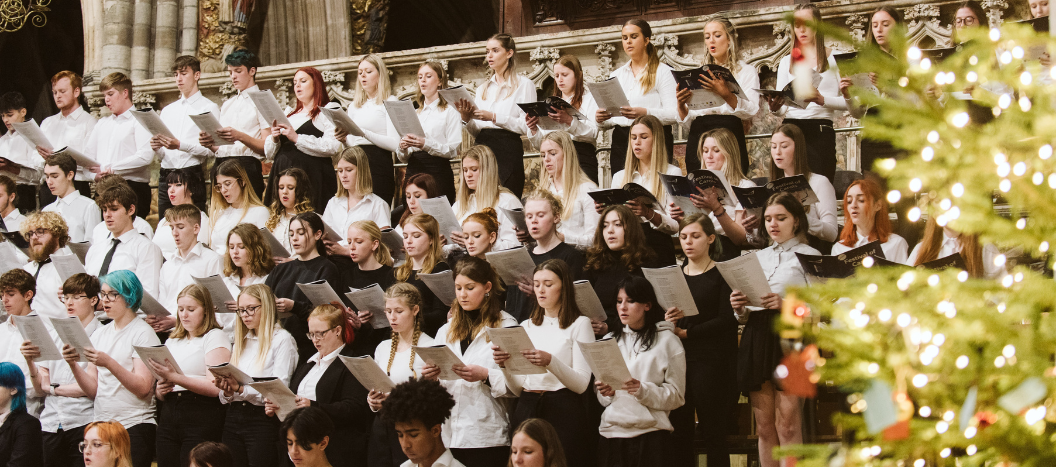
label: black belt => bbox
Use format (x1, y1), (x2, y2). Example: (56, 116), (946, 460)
(167, 390), (220, 404)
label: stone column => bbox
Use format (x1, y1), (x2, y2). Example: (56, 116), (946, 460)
(130, 0), (155, 81)
(153, 0), (178, 78)
(179, 0), (198, 56)
(101, 0), (134, 77)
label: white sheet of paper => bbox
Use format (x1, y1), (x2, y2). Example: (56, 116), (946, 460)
(484, 246), (536, 286)
(52, 253), (87, 283)
(716, 252), (773, 308)
(344, 283), (389, 329)
(383, 100), (425, 138)
(485, 326), (547, 376)
(418, 270), (456, 308)
(380, 228), (405, 265)
(248, 378), (298, 420)
(248, 90), (292, 128)
(418, 196), (462, 237)
(140, 292), (171, 317)
(338, 355), (396, 393)
(0, 243), (23, 273)
(207, 363), (255, 385)
(413, 345), (465, 380)
(13, 315), (62, 361)
(437, 86), (475, 105)
(11, 120), (53, 152)
(134, 345), (184, 380)
(320, 107), (365, 137)
(296, 280), (344, 308)
(68, 242), (91, 264)
(259, 228), (291, 258)
(130, 109), (175, 138)
(322, 222), (344, 243)
(189, 111), (233, 146)
(586, 78), (630, 114)
(499, 207), (527, 234)
(50, 316), (94, 362)
(53, 146), (100, 169)
(642, 266), (699, 317)
(577, 338), (633, 386)
(572, 280), (606, 322)
(192, 274), (237, 312)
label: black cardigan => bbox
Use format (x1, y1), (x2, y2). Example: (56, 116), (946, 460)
(0, 409), (43, 467)
(288, 345), (373, 467)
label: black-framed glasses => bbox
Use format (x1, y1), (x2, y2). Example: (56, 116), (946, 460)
(237, 304), (262, 316)
(306, 326), (337, 341)
(98, 291), (122, 302)
(60, 294), (89, 304)
(26, 228), (50, 239)
(78, 441), (110, 453)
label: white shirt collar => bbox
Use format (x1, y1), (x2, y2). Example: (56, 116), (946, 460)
(173, 242), (207, 261)
(59, 106), (87, 121)
(309, 344), (345, 365)
(58, 190), (83, 204)
(774, 236), (803, 252)
(179, 91), (205, 106)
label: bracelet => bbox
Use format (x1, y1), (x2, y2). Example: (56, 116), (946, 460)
(714, 207), (727, 217)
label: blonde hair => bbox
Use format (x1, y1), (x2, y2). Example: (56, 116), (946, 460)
(478, 34), (520, 101)
(352, 54), (392, 108)
(309, 304), (349, 344)
(536, 131), (591, 221)
(395, 214), (444, 282)
(169, 284), (222, 340)
(233, 284), (281, 368)
(701, 16), (741, 74)
(699, 128), (747, 186)
(618, 115), (669, 203)
(210, 159), (265, 234)
(384, 283), (423, 376)
(350, 220), (393, 267)
(336, 146), (374, 199)
(523, 190), (564, 226)
(455, 145), (511, 218)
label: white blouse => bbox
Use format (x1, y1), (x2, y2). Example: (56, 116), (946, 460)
(165, 328), (232, 392)
(263, 108), (342, 161)
(735, 236), (820, 322)
(396, 98), (463, 162)
(907, 232), (1006, 279)
(208, 205), (270, 255)
(494, 315), (594, 395)
(775, 53), (850, 121)
(804, 173), (838, 242)
(453, 191), (524, 251)
(219, 327), (298, 406)
(345, 96), (400, 151)
(680, 61), (761, 126)
(373, 333), (436, 384)
(544, 179), (600, 249)
(831, 232), (909, 265)
(524, 92), (600, 148)
(321, 194), (393, 244)
(611, 164), (683, 234)
(466, 74), (537, 135)
(603, 61), (680, 128)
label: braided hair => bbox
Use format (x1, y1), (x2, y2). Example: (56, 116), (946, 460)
(384, 282), (424, 377)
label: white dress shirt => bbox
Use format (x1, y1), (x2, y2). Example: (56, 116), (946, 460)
(710, 178), (757, 237)
(494, 315), (594, 396)
(907, 232), (1006, 279)
(831, 231), (909, 265)
(611, 164), (682, 234)
(208, 205), (270, 255)
(91, 217), (153, 245)
(83, 109), (155, 183)
(544, 179), (599, 249)
(263, 109), (341, 161)
(84, 228), (164, 298)
(43, 191), (101, 243)
(321, 194), (392, 243)
(373, 334), (435, 385)
(39, 318), (100, 432)
(296, 344), (345, 401)
(804, 173), (838, 242)
(0, 130), (44, 185)
(24, 260), (64, 320)
(434, 311), (518, 449)
(525, 92), (600, 149)
(158, 242), (223, 313)
(215, 85), (270, 161)
(219, 327), (298, 406)
(453, 192), (524, 250)
(680, 61), (761, 127)
(3, 209), (24, 233)
(40, 107), (98, 181)
(400, 449), (465, 467)
(165, 327), (231, 392)
(775, 53), (850, 120)
(465, 74), (537, 135)
(602, 61), (680, 128)
(91, 317), (161, 426)
(153, 210), (211, 260)
(156, 91), (222, 169)
(395, 98), (463, 162)
(345, 97), (400, 151)
(733, 236), (822, 323)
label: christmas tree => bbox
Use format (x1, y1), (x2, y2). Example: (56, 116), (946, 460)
(777, 18), (1056, 467)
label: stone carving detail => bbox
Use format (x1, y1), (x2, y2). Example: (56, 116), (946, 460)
(654, 33), (701, 71)
(133, 92), (157, 109)
(321, 71), (355, 108)
(981, 0), (1008, 27)
(199, 0), (249, 74)
(745, 22), (792, 72)
(846, 14), (868, 43)
(905, 4), (954, 48)
(273, 79), (291, 109)
(219, 82), (237, 102)
(350, 0), (389, 54)
(527, 47), (561, 87)
(86, 97), (104, 117)
(587, 43), (616, 83)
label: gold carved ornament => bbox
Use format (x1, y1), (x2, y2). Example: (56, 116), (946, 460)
(0, 0), (50, 33)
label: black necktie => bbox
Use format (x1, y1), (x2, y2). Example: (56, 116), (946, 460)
(0, 215), (8, 232)
(34, 257), (51, 280)
(99, 238), (121, 276)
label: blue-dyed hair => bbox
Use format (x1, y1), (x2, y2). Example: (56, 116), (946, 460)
(0, 362), (26, 412)
(100, 270), (143, 312)
(224, 49), (262, 70)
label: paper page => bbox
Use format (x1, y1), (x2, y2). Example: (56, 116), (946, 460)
(247, 378), (298, 421)
(49, 316), (94, 362)
(418, 196), (463, 237)
(53, 146), (100, 169)
(767, 175), (819, 206)
(419, 270), (456, 307)
(338, 355), (396, 393)
(437, 85), (476, 106)
(207, 362), (254, 385)
(499, 207), (527, 234)
(485, 326), (546, 376)
(2, 232), (29, 256)
(412, 345), (465, 380)
(572, 280), (607, 322)
(192, 274), (237, 312)
(344, 283), (389, 329)
(716, 252), (773, 307)
(248, 90), (292, 128)
(484, 246), (536, 286)
(296, 280), (344, 308)
(320, 107), (365, 137)
(642, 266), (699, 317)
(140, 291), (171, 317)
(259, 228), (291, 258)
(0, 243), (23, 273)
(130, 109), (175, 138)
(689, 169), (738, 207)
(133, 345), (184, 379)
(577, 338), (633, 386)
(52, 253), (87, 283)
(12, 315), (62, 361)
(586, 78), (630, 114)
(380, 228), (405, 264)
(68, 242), (91, 264)
(321, 221), (344, 243)
(383, 100), (425, 138)
(189, 112), (233, 147)
(11, 120), (53, 152)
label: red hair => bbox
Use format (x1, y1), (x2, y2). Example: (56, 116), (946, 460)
(838, 179), (892, 247)
(287, 67), (328, 120)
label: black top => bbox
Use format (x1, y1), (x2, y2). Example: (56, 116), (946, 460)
(678, 266), (739, 362)
(265, 255), (349, 365)
(0, 409), (42, 467)
(582, 252), (667, 332)
(337, 258), (398, 355)
(405, 261), (451, 337)
(287, 345), (372, 467)
(505, 242), (585, 322)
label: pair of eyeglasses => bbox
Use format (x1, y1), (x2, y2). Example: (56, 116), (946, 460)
(213, 180), (241, 192)
(26, 229), (51, 239)
(60, 294), (89, 304)
(306, 326), (337, 341)
(78, 441), (110, 453)
(98, 291), (122, 302)
(237, 304), (262, 316)
(955, 17), (978, 26)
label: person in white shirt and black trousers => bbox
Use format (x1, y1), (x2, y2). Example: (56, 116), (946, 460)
(270, 305), (372, 467)
(37, 70), (97, 206)
(397, 61), (462, 203)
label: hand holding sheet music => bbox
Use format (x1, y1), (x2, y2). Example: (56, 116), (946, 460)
(134, 345), (184, 380)
(338, 355), (396, 392)
(586, 78), (631, 114)
(384, 100), (425, 137)
(130, 109), (176, 138)
(50, 317), (94, 362)
(716, 252), (773, 307)
(13, 315), (63, 361)
(344, 284), (390, 329)
(248, 90), (292, 128)
(192, 275), (237, 312)
(189, 112), (234, 146)
(486, 326), (547, 376)
(642, 266), (699, 317)
(249, 378), (298, 420)
(578, 339), (633, 386)
(413, 345), (465, 380)
(10, 120), (53, 152)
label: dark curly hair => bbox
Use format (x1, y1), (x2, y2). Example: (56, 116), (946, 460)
(380, 379), (455, 428)
(584, 204), (655, 273)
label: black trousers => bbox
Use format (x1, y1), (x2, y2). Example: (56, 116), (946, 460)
(512, 389), (595, 467)
(609, 125), (675, 176)
(573, 141), (599, 184)
(42, 424), (87, 467)
(127, 423), (157, 467)
(405, 152), (456, 203)
(685, 115), (750, 175)
(223, 401), (282, 467)
(476, 128), (525, 198)
(157, 166), (208, 220)
(782, 118), (836, 183)
(15, 184), (37, 213)
(38, 181), (92, 209)
(669, 358), (739, 467)
(214, 156), (266, 200)
(360, 144), (396, 205)
(367, 416), (406, 467)
(597, 430), (674, 467)
(450, 447), (508, 467)
(156, 391), (227, 467)
(126, 181), (152, 220)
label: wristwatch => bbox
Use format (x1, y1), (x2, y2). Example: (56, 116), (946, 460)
(49, 383), (59, 396)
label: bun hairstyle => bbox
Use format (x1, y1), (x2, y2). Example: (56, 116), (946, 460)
(463, 207), (500, 235)
(384, 282), (424, 377)
(623, 19), (661, 93)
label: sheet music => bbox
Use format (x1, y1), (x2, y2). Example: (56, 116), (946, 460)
(207, 362), (254, 384)
(320, 107), (365, 137)
(437, 85), (476, 105)
(53, 146), (100, 169)
(485, 326), (547, 375)
(586, 78), (630, 114)
(383, 100), (425, 137)
(0, 243), (23, 273)
(412, 345), (465, 380)
(130, 109), (175, 138)
(572, 280), (607, 322)
(419, 270), (456, 307)
(577, 338), (633, 386)
(499, 207), (527, 234)
(192, 274), (237, 312)
(13, 315), (62, 361)
(50, 317), (93, 362)
(296, 280), (344, 307)
(716, 252), (773, 308)
(338, 355), (396, 393)
(344, 283), (389, 329)
(484, 247), (536, 286)
(133, 345), (184, 379)
(52, 253), (87, 282)
(11, 120), (53, 152)
(322, 222), (344, 243)
(248, 90), (292, 128)
(418, 196), (463, 237)
(68, 242), (91, 264)
(189, 112), (233, 146)
(642, 266), (699, 317)
(247, 378), (298, 421)
(140, 292), (171, 317)
(259, 228), (291, 258)
(380, 228), (405, 264)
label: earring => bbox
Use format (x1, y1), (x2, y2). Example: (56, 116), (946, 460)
(485, 291), (491, 299)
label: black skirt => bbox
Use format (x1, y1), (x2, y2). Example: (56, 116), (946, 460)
(265, 119), (337, 211)
(782, 118), (836, 183)
(406, 150), (456, 203)
(359, 144), (396, 205)
(609, 125), (675, 175)
(573, 140), (599, 184)
(737, 308), (783, 394)
(597, 430), (674, 467)
(476, 128), (525, 198)
(685, 114), (749, 174)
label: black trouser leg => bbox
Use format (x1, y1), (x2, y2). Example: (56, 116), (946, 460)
(222, 402), (281, 467)
(125, 181), (153, 220)
(42, 425), (87, 467)
(156, 392), (226, 467)
(126, 423), (157, 467)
